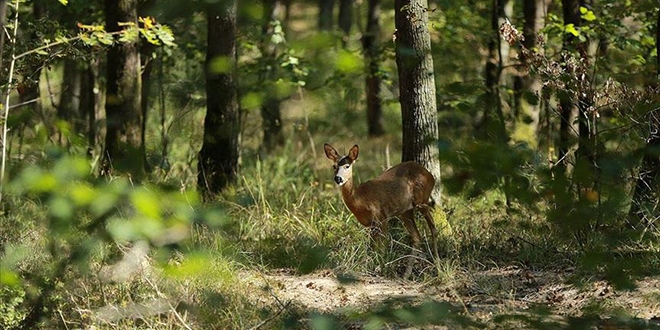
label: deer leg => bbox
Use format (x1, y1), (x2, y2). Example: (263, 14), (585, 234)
(400, 209), (421, 278)
(418, 204), (439, 261)
(369, 218), (389, 252)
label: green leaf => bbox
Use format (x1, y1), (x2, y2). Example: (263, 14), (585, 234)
(0, 268), (20, 286)
(131, 189), (161, 219)
(335, 50), (363, 73)
(565, 24), (579, 37)
(49, 195), (74, 220)
(58, 0), (68, 5)
(68, 182), (97, 206)
(208, 56), (233, 74)
(580, 7), (596, 21)
(240, 92), (263, 109)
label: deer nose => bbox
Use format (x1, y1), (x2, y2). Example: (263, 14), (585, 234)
(334, 176), (343, 185)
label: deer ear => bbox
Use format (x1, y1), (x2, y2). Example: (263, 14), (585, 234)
(349, 145), (359, 161)
(324, 143), (340, 161)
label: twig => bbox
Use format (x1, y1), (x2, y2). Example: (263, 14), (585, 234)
(0, 0), (19, 204)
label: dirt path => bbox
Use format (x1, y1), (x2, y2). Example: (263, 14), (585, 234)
(244, 267), (660, 327)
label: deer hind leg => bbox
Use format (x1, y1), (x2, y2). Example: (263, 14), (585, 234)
(418, 204), (439, 261)
(400, 209), (421, 278)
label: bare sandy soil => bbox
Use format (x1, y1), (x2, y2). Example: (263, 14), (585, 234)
(243, 267), (660, 328)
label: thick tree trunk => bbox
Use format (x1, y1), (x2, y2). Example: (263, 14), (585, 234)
(394, 0), (441, 203)
(363, 0), (384, 137)
(198, 0), (240, 198)
(102, 0), (145, 179)
(628, 10), (660, 226)
(260, 0), (285, 150)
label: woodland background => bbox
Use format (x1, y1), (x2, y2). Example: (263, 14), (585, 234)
(1, 0), (660, 328)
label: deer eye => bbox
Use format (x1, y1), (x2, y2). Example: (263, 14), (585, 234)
(344, 164), (350, 169)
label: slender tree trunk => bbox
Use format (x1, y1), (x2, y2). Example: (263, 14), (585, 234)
(18, 0), (46, 117)
(102, 0), (145, 179)
(338, 0), (353, 45)
(260, 0), (285, 151)
(479, 0), (510, 142)
(58, 59), (81, 125)
(0, 0), (7, 77)
(556, 0), (584, 173)
(198, 0), (240, 198)
(318, 0), (334, 31)
(513, 0), (550, 146)
(363, 0), (384, 137)
(140, 42), (156, 171)
(79, 60), (97, 156)
(394, 0), (441, 203)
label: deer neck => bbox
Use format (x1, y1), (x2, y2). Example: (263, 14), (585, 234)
(340, 178), (356, 202)
(339, 178), (372, 227)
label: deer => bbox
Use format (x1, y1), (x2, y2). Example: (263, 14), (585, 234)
(324, 143), (439, 277)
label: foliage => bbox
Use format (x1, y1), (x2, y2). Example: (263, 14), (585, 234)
(0, 153), (231, 328)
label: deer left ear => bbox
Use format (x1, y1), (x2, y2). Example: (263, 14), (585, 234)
(348, 145), (359, 161)
(324, 143), (340, 161)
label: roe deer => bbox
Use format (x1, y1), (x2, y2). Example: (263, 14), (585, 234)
(324, 143), (439, 277)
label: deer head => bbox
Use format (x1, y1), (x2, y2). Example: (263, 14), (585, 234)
(324, 143), (359, 186)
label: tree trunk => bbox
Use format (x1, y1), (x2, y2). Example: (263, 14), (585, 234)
(338, 0), (353, 44)
(58, 59), (81, 125)
(478, 0), (511, 143)
(260, 0), (285, 151)
(363, 0), (384, 137)
(79, 60), (97, 156)
(556, 0), (584, 173)
(318, 0), (334, 31)
(394, 0), (441, 203)
(628, 10), (660, 226)
(102, 0), (145, 179)
(0, 0), (7, 77)
(198, 0), (240, 199)
(513, 0), (550, 146)
(140, 42), (156, 171)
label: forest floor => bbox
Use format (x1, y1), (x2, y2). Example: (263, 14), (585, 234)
(242, 267), (660, 328)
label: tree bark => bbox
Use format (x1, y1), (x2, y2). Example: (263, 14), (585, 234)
(58, 59), (81, 124)
(79, 60), (97, 156)
(0, 0), (7, 78)
(102, 0), (145, 179)
(628, 10), (660, 226)
(556, 0), (584, 173)
(260, 0), (285, 151)
(198, 0), (240, 198)
(479, 0), (511, 143)
(318, 0), (334, 31)
(513, 0), (550, 145)
(394, 0), (441, 203)
(338, 0), (353, 44)
(363, 0), (384, 137)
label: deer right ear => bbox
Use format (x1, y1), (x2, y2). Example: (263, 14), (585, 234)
(349, 145), (359, 161)
(324, 143), (340, 161)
